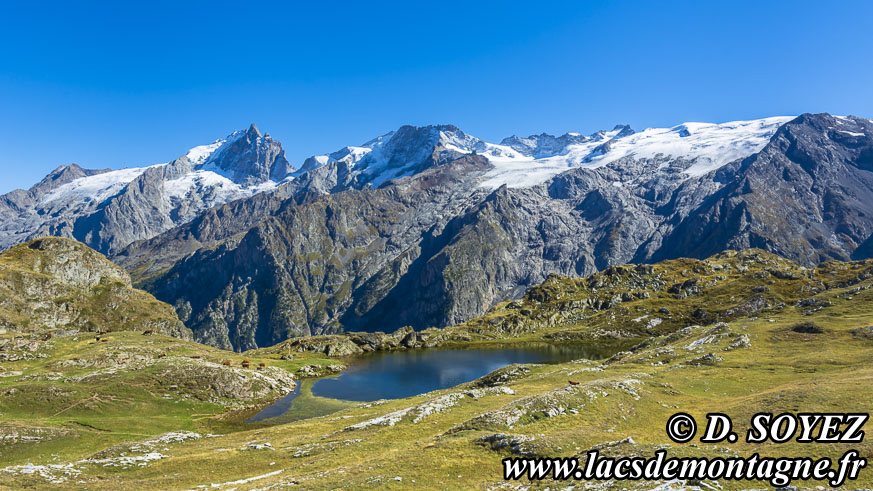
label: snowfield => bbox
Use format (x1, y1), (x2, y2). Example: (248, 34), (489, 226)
(162, 170), (280, 205)
(30, 116), (798, 227)
(41, 166), (153, 206)
(478, 116), (794, 188)
(294, 116), (794, 190)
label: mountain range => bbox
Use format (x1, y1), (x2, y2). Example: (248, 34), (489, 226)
(2, 113), (872, 351)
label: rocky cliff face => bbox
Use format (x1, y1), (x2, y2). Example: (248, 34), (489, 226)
(143, 156), (494, 350)
(648, 114), (873, 264)
(258, 247), (873, 355)
(201, 124), (293, 185)
(0, 237), (191, 339)
(124, 113), (873, 351)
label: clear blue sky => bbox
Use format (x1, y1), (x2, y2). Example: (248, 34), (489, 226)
(1, 0), (871, 193)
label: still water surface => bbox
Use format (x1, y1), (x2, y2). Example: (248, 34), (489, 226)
(249, 343), (623, 423)
(311, 344), (612, 401)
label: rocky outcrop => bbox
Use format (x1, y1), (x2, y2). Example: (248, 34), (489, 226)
(155, 362), (295, 403)
(274, 326), (440, 357)
(0, 237), (191, 339)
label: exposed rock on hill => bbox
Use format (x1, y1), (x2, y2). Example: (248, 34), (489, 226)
(0, 237), (191, 339)
(253, 248), (873, 355)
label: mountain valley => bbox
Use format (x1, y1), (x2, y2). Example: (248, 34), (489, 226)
(108, 114), (873, 350)
(1, 240), (872, 488)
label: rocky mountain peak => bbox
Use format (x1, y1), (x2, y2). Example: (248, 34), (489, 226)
(246, 123), (262, 138)
(762, 113), (872, 173)
(353, 124), (484, 187)
(292, 124), (487, 190)
(198, 125), (294, 185)
(384, 124), (472, 152)
(30, 164), (111, 196)
(612, 124), (635, 138)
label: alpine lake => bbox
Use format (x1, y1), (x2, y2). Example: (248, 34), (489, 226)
(247, 342), (629, 424)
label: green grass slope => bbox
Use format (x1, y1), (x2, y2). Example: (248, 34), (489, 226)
(1, 248), (872, 489)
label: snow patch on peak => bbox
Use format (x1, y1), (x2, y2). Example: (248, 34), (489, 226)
(356, 125), (483, 187)
(295, 145), (374, 176)
(478, 116), (794, 188)
(362, 131), (395, 149)
(163, 170), (279, 209)
(40, 166), (155, 206)
(295, 125), (482, 186)
(184, 127), (253, 167)
(186, 140), (225, 165)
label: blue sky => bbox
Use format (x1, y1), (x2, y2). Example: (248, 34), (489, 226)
(1, 0), (871, 193)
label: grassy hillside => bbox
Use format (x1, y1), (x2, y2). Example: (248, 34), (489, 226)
(0, 238), (339, 473)
(1, 248), (872, 488)
(0, 330), (339, 469)
(273, 249), (873, 353)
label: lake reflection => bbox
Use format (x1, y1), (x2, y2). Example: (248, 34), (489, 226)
(311, 344), (613, 402)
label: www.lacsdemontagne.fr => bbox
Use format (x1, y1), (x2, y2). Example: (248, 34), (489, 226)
(503, 412), (869, 487)
(503, 449), (865, 487)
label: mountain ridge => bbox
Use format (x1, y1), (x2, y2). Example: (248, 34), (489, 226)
(115, 113), (873, 351)
(0, 125), (295, 255)
(3, 113), (873, 351)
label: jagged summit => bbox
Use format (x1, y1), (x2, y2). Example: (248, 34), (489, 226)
(0, 114), (852, 263)
(499, 125), (631, 159)
(198, 123), (293, 185)
(292, 124), (487, 188)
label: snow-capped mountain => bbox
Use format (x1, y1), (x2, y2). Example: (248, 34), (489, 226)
(6, 112), (872, 351)
(0, 114), (816, 257)
(116, 113), (873, 351)
(294, 125), (486, 188)
(294, 117), (793, 191)
(0, 124), (294, 254)
(477, 116), (794, 188)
